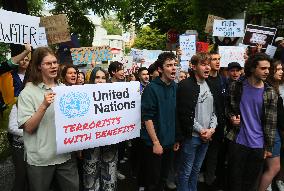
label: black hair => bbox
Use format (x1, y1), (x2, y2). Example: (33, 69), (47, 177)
(223, 37), (232, 44)
(155, 52), (176, 71)
(108, 61), (123, 77)
(244, 53), (271, 77)
(138, 67), (148, 75)
(148, 63), (157, 75)
(77, 71), (86, 84)
(89, 67), (108, 84)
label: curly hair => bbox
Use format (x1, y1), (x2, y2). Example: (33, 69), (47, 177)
(108, 61), (123, 77)
(155, 52), (176, 71)
(244, 53), (271, 78)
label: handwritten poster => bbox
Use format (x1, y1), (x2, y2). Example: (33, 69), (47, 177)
(242, 24), (277, 49)
(40, 14), (71, 44)
(219, 46), (246, 67)
(179, 35), (196, 61)
(53, 82), (141, 154)
(213, 19), (245, 37)
(0, 9), (40, 47)
(70, 46), (113, 65)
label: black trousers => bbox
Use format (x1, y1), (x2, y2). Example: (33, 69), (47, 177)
(142, 143), (173, 191)
(228, 141), (264, 191)
(11, 145), (29, 191)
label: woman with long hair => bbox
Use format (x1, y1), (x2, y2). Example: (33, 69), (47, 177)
(259, 60), (284, 191)
(17, 47), (79, 191)
(82, 67), (118, 191)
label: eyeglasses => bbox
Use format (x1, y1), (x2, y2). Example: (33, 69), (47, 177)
(41, 61), (58, 67)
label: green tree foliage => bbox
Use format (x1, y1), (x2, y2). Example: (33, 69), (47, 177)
(133, 26), (166, 50)
(246, 0), (284, 35)
(102, 16), (123, 35)
(27, 0), (44, 16)
(0, 43), (10, 63)
(48, 0), (95, 47)
(113, 0), (249, 40)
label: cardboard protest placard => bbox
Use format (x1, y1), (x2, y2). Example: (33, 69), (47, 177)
(205, 14), (224, 33)
(242, 24), (277, 49)
(70, 46), (112, 65)
(265, 45), (277, 58)
(53, 82), (141, 154)
(196, 42), (209, 52)
(219, 46), (246, 67)
(40, 14), (71, 44)
(179, 35), (196, 61)
(0, 9), (40, 47)
(213, 19), (245, 37)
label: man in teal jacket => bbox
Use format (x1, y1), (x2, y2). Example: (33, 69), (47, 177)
(141, 52), (179, 191)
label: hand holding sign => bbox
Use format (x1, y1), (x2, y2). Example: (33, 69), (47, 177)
(24, 43), (32, 53)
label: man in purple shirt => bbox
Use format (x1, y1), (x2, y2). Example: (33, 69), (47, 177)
(226, 53), (278, 191)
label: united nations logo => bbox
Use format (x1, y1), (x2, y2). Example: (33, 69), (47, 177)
(59, 92), (91, 118)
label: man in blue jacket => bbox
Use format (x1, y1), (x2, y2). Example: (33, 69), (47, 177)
(141, 52), (179, 191)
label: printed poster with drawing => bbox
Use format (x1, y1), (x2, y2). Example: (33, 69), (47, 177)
(242, 24), (277, 49)
(53, 82), (141, 154)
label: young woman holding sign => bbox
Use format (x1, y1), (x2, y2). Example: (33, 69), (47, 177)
(82, 67), (119, 191)
(17, 47), (79, 191)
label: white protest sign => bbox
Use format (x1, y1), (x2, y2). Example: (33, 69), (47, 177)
(38, 27), (48, 47)
(179, 35), (196, 61)
(53, 82), (141, 154)
(265, 45), (277, 58)
(0, 9), (40, 47)
(213, 19), (244, 37)
(219, 46), (246, 67)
